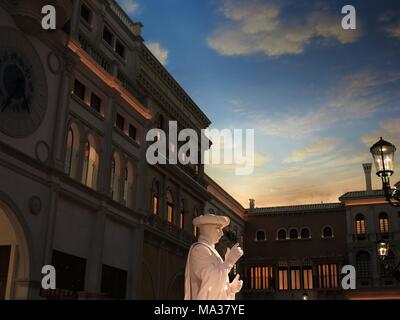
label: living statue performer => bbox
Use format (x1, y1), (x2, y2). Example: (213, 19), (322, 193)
(184, 213), (244, 300)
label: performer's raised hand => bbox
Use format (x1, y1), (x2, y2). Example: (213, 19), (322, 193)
(229, 274), (243, 293)
(225, 243), (243, 267)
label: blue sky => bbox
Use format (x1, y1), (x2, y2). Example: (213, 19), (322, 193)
(118, 0), (400, 207)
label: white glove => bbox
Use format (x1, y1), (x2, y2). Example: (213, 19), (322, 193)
(229, 274), (243, 294)
(224, 243), (243, 268)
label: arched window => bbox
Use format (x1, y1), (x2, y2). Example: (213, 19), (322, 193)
(82, 134), (99, 190)
(379, 212), (389, 233)
(277, 229), (286, 240)
(152, 181), (160, 215)
(256, 230), (266, 241)
(179, 199), (185, 230)
(167, 190), (174, 224)
(289, 228), (298, 239)
(356, 251), (371, 281)
(300, 227), (310, 239)
(65, 123), (80, 178)
(322, 226), (333, 238)
(356, 214), (366, 235)
(110, 152), (123, 201)
(124, 161), (135, 208)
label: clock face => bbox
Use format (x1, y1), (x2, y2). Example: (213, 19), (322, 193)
(0, 27), (47, 137)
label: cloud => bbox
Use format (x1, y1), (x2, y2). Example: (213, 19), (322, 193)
(234, 68), (400, 139)
(146, 42), (169, 65)
(385, 23), (400, 39)
(207, 0), (362, 57)
(362, 118), (400, 149)
(117, 0), (139, 14)
(255, 107), (337, 139)
(284, 137), (337, 163)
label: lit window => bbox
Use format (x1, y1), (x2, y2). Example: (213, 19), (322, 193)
(193, 208), (198, 237)
(250, 266), (272, 290)
(82, 135), (99, 190)
(167, 191), (174, 224)
(379, 212), (389, 233)
(278, 268), (288, 290)
(303, 267), (313, 289)
(290, 267), (301, 290)
(317, 264), (338, 288)
(152, 181), (160, 215)
(179, 200), (185, 229)
(356, 214), (366, 235)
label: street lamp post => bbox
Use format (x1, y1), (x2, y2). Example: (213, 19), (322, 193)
(370, 137), (400, 207)
(376, 239), (400, 282)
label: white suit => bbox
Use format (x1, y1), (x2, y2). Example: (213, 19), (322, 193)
(184, 237), (235, 300)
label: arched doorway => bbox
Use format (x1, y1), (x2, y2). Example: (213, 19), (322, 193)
(0, 200), (30, 299)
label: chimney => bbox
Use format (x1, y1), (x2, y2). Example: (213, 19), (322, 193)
(249, 199), (255, 210)
(363, 163), (372, 191)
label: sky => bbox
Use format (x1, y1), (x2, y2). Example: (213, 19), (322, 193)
(117, 0), (400, 207)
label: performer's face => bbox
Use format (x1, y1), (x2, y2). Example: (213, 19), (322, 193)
(201, 224), (224, 244)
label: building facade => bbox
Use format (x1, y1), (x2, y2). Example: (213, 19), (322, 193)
(242, 202), (347, 300)
(0, 0), (231, 300)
